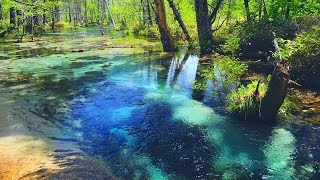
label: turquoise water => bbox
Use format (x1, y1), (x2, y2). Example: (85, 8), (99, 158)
(0, 28), (319, 179)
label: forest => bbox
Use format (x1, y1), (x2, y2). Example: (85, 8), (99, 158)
(0, 0), (320, 179)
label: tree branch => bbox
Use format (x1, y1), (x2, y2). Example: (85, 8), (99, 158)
(209, 0), (224, 24)
(212, 12), (229, 32)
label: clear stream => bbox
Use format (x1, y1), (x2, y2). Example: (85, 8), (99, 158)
(0, 28), (319, 179)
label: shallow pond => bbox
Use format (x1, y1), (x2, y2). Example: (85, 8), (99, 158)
(0, 28), (319, 179)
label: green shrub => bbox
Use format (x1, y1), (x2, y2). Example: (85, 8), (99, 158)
(56, 21), (70, 28)
(220, 35), (241, 56)
(221, 18), (299, 59)
(131, 23), (145, 35)
(144, 25), (160, 39)
(278, 27), (320, 89)
(131, 24), (160, 39)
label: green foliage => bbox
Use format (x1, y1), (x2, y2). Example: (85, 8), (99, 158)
(267, 0), (320, 19)
(279, 97), (300, 117)
(227, 80), (300, 119)
(56, 21), (71, 29)
(131, 23), (145, 35)
(242, 19), (298, 58)
(142, 26), (160, 39)
(278, 27), (320, 61)
(278, 26), (320, 88)
(130, 23), (160, 39)
(216, 55), (248, 87)
(193, 54), (248, 90)
(220, 35), (241, 56)
(227, 81), (266, 119)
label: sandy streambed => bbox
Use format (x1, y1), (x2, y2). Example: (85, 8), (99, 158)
(0, 135), (59, 179)
(0, 92), (101, 179)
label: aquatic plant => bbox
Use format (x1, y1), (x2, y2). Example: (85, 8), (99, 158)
(227, 81), (266, 120)
(227, 80), (300, 119)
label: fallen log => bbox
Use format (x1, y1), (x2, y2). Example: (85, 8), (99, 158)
(260, 62), (290, 121)
(259, 32), (290, 122)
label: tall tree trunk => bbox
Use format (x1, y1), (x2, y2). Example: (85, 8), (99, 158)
(17, 10), (24, 42)
(31, 0), (37, 40)
(101, 0), (105, 24)
(25, 15), (33, 34)
(167, 0), (191, 42)
(43, 9), (47, 25)
(259, 0), (262, 21)
(97, 0), (101, 24)
(51, 7), (55, 30)
(262, 0), (267, 16)
(146, 0), (153, 25)
(84, 0), (88, 26)
(68, 0), (72, 23)
(55, 6), (60, 22)
(43, 0), (46, 24)
(0, 3), (3, 21)
(31, 16), (34, 40)
(77, 1), (82, 25)
(244, 0), (251, 22)
(194, 0), (214, 55)
(104, 0), (116, 28)
(17, 10), (22, 27)
(10, 7), (16, 27)
(142, 0), (146, 25)
(34, 14), (39, 27)
(154, 0), (175, 52)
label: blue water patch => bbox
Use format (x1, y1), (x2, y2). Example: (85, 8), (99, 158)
(65, 51), (320, 179)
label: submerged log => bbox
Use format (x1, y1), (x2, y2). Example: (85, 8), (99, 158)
(260, 62), (290, 121)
